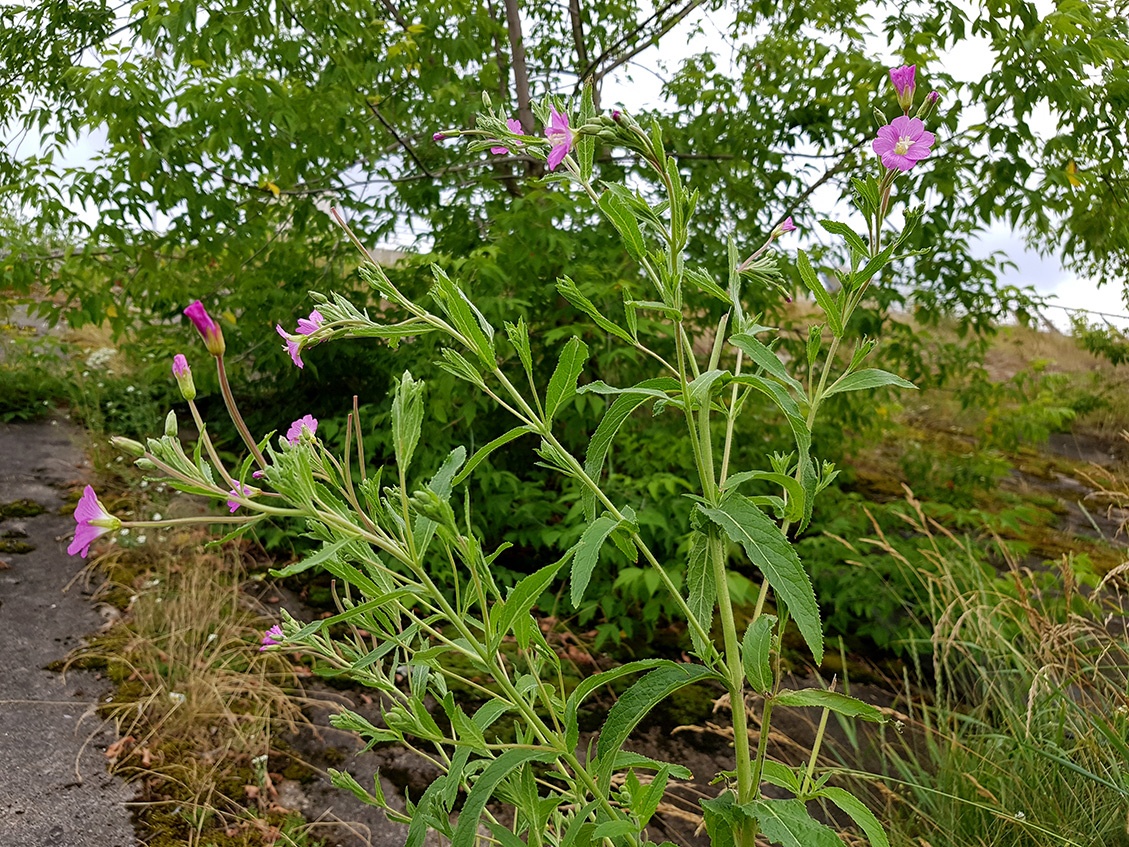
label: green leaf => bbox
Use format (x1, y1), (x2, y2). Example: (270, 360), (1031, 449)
(824, 368), (916, 397)
(598, 190), (647, 261)
(730, 333), (804, 395)
(556, 276), (635, 343)
(590, 820), (638, 841)
(851, 242), (896, 288)
(741, 614), (776, 694)
(545, 336), (589, 423)
(583, 378), (675, 520)
(771, 689), (887, 723)
(721, 470), (805, 523)
(596, 664), (718, 791)
(270, 538), (351, 578)
(613, 751), (692, 781)
(745, 798), (846, 847)
(818, 219), (869, 259)
(450, 750), (559, 847)
(563, 658), (672, 751)
(758, 760), (802, 793)
(577, 378), (681, 406)
(570, 513), (619, 607)
(504, 317), (533, 376)
(817, 788), (890, 847)
(685, 532), (716, 657)
(493, 555), (570, 651)
(795, 250), (842, 336)
(429, 265), (495, 365)
(701, 792), (740, 847)
(452, 426), (532, 486)
(687, 368), (729, 409)
(696, 495), (822, 663)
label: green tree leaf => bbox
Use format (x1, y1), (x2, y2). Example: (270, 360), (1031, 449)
(570, 513), (619, 607)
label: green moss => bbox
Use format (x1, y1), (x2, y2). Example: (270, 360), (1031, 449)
(0, 538), (34, 554)
(0, 498), (45, 518)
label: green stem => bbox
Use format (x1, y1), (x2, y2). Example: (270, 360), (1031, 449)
(710, 532), (753, 829)
(214, 355), (267, 469)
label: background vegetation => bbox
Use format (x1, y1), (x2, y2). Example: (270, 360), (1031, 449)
(2, 0), (1128, 844)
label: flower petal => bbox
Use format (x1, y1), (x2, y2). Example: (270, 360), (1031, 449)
(890, 115), (913, 135)
(904, 117), (925, 138)
(546, 144), (568, 171)
(73, 485), (105, 524)
(903, 144), (932, 161)
(872, 136), (895, 155)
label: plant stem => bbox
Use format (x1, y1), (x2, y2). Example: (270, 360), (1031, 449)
(214, 355), (267, 468)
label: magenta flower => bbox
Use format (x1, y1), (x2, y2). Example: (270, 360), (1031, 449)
(286, 414), (318, 445)
(889, 64), (916, 112)
(489, 118), (524, 155)
(926, 91), (940, 106)
(544, 107), (574, 171)
(872, 115), (935, 172)
(275, 309), (325, 368)
(67, 485), (121, 558)
(771, 216), (797, 239)
(184, 300), (225, 357)
(433, 132), (446, 141)
(259, 625), (284, 652)
(226, 482), (258, 514)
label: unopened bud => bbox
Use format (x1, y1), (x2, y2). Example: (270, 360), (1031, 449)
(914, 91), (940, 121)
(172, 353), (196, 400)
(135, 458), (158, 471)
(111, 436), (146, 458)
(164, 410), (178, 438)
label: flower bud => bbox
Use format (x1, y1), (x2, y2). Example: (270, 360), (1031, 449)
(889, 64), (916, 113)
(915, 91), (941, 121)
(183, 300), (226, 357)
(164, 410), (178, 438)
(172, 353), (197, 400)
(111, 436), (146, 457)
(770, 217), (797, 240)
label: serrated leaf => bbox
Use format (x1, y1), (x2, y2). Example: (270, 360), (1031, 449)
(771, 689), (886, 722)
(817, 788), (890, 847)
(697, 494), (822, 663)
(563, 659), (672, 751)
(795, 250), (842, 336)
(270, 538), (350, 578)
(613, 751), (692, 781)
(450, 750), (559, 847)
(818, 219), (869, 259)
(687, 368), (729, 409)
(545, 336), (589, 423)
(742, 614), (776, 694)
(824, 368), (916, 397)
(851, 243), (896, 288)
(746, 798), (846, 847)
(556, 276), (634, 343)
(598, 191), (646, 260)
(570, 513), (619, 607)
(685, 532), (716, 656)
(493, 554), (570, 651)
(730, 333), (804, 395)
(596, 664), (718, 791)
(504, 317), (533, 376)
(391, 370), (425, 475)
(452, 426), (531, 486)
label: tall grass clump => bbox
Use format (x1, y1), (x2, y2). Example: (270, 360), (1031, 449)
(842, 492), (1129, 846)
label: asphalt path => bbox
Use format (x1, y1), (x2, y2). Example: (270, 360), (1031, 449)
(0, 417), (136, 847)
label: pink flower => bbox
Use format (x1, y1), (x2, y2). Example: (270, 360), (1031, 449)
(490, 118), (524, 155)
(184, 300), (225, 357)
(275, 309), (325, 368)
(544, 107), (574, 171)
(286, 415), (318, 445)
(259, 625), (284, 651)
(433, 132), (446, 141)
(67, 485), (120, 558)
(771, 216), (797, 239)
(872, 115), (935, 172)
(889, 64), (916, 111)
(226, 482), (258, 514)
(926, 91), (940, 106)
(172, 354), (189, 378)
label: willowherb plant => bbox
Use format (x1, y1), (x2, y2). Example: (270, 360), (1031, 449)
(74, 64), (943, 847)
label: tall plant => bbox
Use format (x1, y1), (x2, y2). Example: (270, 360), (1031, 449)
(73, 68), (941, 846)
